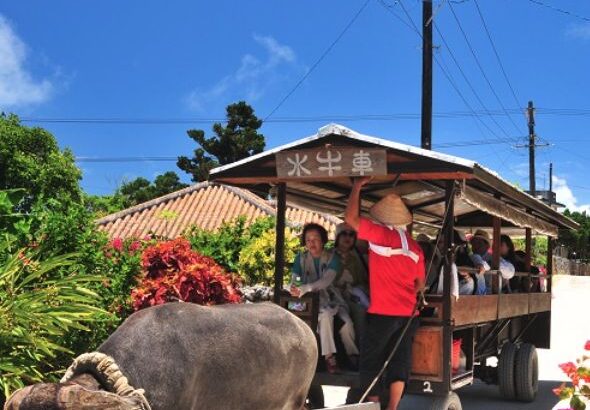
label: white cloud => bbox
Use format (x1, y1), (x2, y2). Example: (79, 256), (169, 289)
(0, 15), (53, 108)
(566, 23), (590, 40)
(553, 175), (590, 213)
(186, 35), (298, 112)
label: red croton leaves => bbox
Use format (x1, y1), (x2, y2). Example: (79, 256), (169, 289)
(131, 238), (242, 310)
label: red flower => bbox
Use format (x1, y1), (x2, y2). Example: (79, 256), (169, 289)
(559, 362), (578, 379)
(112, 237), (123, 251)
(585, 340), (590, 351)
(129, 241), (141, 253)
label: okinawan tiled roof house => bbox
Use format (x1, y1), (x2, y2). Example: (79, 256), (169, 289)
(96, 181), (341, 239)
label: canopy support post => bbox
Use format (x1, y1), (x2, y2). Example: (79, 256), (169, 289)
(547, 236), (554, 293)
(492, 215), (502, 294)
(273, 183), (287, 304)
(525, 228), (533, 292)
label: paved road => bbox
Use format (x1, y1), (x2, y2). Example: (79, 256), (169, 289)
(323, 275), (590, 409)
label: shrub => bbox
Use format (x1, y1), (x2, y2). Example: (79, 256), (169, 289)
(131, 238), (242, 310)
(0, 243), (104, 399)
(238, 228), (300, 286)
(553, 340), (590, 409)
(185, 216), (275, 273)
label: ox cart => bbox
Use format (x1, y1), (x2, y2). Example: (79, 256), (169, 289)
(210, 124), (578, 410)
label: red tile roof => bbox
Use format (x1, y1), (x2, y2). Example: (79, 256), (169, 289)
(96, 182), (341, 239)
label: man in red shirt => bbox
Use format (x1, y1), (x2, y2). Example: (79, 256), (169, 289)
(345, 177), (425, 410)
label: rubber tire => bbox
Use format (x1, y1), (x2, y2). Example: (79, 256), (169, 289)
(498, 342), (518, 400)
(430, 392), (463, 410)
(307, 384), (325, 409)
(515, 343), (539, 402)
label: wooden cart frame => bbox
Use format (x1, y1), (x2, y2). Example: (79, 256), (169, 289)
(210, 124), (578, 408)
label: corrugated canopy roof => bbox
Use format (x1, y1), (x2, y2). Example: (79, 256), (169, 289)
(210, 124), (578, 236)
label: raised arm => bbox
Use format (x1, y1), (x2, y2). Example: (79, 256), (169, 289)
(345, 177), (372, 230)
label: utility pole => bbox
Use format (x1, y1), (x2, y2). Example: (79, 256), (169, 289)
(527, 100), (536, 197)
(549, 162), (553, 206)
(421, 0), (433, 150)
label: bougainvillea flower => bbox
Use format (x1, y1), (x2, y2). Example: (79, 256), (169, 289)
(559, 362), (578, 377)
(112, 237), (123, 251)
(129, 241), (141, 253)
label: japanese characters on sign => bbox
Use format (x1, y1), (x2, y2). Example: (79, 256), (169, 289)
(276, 147), (387, 178)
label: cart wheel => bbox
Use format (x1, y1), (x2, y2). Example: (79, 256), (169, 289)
(429, 392), (462, 410)
(306, 384), (324, 409)
(498, 342), (518, 400)
(515, 343), (538, 402)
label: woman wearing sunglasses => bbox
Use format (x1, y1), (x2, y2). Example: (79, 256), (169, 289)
(333, 223), (369, 366)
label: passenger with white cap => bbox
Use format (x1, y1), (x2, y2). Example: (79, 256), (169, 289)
(469, 229), (515, 294)
(345, 177), (425, 410)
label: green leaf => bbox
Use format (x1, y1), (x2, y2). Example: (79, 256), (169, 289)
(571, 395), (587, 410)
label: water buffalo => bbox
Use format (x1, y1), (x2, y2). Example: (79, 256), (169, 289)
(5, 302), (318, 410)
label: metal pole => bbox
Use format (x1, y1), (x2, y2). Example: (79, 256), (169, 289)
(549, 163), (553, 205)
(421, 0), (433, 150)
(442, 180), (454, 390)
(547, 162), (554, 292)
(273, 183), (287, 304)
(527, 101), (536, 197)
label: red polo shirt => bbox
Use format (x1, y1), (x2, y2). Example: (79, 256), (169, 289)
(358, 218), (425, 317)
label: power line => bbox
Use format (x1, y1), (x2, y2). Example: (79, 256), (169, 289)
(394, 0), (511, 153)
(263, 0), (371, 121)
(473, 0), (525, 117)
(434, 24), (515, 141)
(447, 1), (525, 135)
(526, 0), (590, 23)
(376, 0), (417, 32)
(76, 156), (178, 163)
(19, 107), (590, 126)
(74, 137), (528, 163)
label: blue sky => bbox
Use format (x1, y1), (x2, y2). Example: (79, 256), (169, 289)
(1, 0), (590, 211)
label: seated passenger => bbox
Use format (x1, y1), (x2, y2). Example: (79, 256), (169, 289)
(333, 223), (369, 351)
(469, 230), (515, 294)
(512, 250), (542, 292)
(416, 234), (442, 291)
(500, 234), (517, 293)
(434, 230), (477, 297)
(333, 223), (369, 308)
(288, 223), (359, 373)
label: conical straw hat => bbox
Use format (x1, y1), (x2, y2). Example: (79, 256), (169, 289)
(369, 193), (412, 226)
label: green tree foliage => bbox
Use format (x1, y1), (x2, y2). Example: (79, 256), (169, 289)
(559, 209), (590, 260)
(513, 236), (548, 266)
(116, 171), (188, 208)
(83, 172), (188, 218)
(83, 193), (126, 218)
(177, 101), (265, 182)
(0, 114), (82, 209)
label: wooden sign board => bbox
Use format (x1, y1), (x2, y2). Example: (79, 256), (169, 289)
(276, 147), (387, 178)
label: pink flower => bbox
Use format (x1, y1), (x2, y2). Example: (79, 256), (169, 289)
(559, 362), (577, 377)
(129, 241), (141, 252)
(112, 238), (123, 251)
(585, 340), (590, 351)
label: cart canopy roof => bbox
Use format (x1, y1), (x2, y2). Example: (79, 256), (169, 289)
(210, 124), (578, 236)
